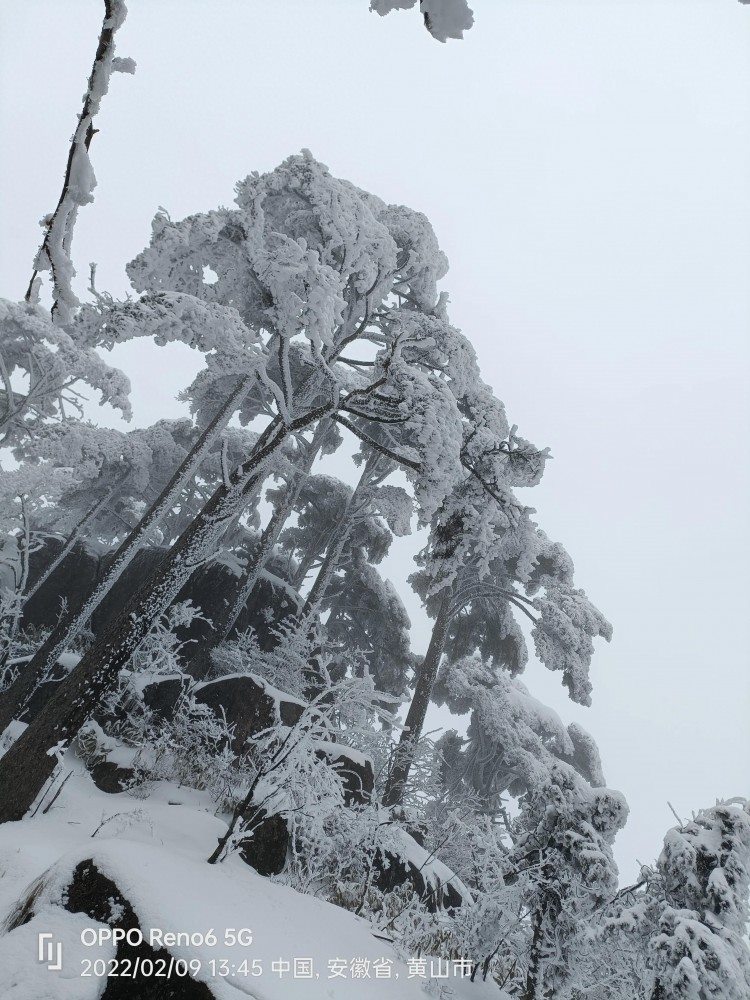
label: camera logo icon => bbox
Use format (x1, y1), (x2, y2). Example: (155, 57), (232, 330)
(37, 932), (63, 971)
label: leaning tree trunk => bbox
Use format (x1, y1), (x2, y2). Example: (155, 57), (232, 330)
(24, 481), (119, 607)
(0, 376), (253, 737)
(0, 400), (333, 824)
(297, 524), (353, 629)
(189, 422), (329, 678)
(383, 590), (452, 808)
(289, 549), (319, 592)
(294, 454), (379, 634)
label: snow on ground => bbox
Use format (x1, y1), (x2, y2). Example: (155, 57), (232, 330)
(0, 755), (506, 999)
(0, 911), (116, 1000)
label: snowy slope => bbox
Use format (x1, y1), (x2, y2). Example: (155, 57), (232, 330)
(0, 758), (506, 999)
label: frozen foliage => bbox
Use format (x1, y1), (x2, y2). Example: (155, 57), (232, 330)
(650, 800), (750, 999)
(564, 721), (606, 789)
(571, 800), (750, 1000)
(76, 291), (266, 391)
(424, 650), (630, 995)
(531, 581), (612, 706)
(213, 620), (319, 698)
(97, 152), (472, 519)
(324, 553), (415, 697)
(371, 0), (474, 41)
(0, 299), (131, 445)
(411, 481), (610, 707)
(420, 0), (475, 41)
(399, 685), (627, 994)
(511, 767), (627, 998)
(434, 652), (617, 804)
(208, 665), (395, 865)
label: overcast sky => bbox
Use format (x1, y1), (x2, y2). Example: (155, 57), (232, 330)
(1, 0), (748, 881)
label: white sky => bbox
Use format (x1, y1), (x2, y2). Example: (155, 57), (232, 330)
(1, 0), (749, 882)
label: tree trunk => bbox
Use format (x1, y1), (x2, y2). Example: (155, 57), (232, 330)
(520, 906), (545, 1000)
(295, 455), (378, 630)
(0, 497), (32, 677)
(297, 525), (353, 627)
(383, 590), (451, 807)
(0, 400), (332, 824)
(24, 482), (117, 605)
(0, 376), (253, 737)
(189, 423), (328, 677)
(288, 547), (322, 592)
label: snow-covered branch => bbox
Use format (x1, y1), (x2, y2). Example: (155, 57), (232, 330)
(25, 0), (135, 324)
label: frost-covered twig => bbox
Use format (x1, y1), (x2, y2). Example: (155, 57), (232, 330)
(41, 769), (73, 814)
(208, 671), (390, 865)
(666, 800), (685, 827)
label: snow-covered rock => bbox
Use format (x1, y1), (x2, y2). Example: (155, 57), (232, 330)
(192, 673), (306, 754)
(313, 740), (375, 806)
(377, 827), (471, 912)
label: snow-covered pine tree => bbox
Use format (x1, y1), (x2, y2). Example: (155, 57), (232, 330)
(323, 549), (415, 699)
(384, 459), (611, 805)
(649, 800), (750, 1000)
(296, 456), (394, 624)
(575, 799), (750, 1000)
(0, 153), (479, 822)
(510, 766), (627, 999)
(430, 651), (626, 994)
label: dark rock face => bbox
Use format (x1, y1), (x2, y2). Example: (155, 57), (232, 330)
(12, 860), (214, 999)
(316, 746), (374, 806)
(22, 541), (295, 679)
(141, 675), (192, 720)
(192, 675), (304, 755)
(89, 760), (136, 794)
(22, 540), (101, 631)
(237, 810), (289, 877)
